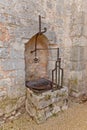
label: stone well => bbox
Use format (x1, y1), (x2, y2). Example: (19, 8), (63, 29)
(25, 32), (68, 123)
(26, 87), (68, 124)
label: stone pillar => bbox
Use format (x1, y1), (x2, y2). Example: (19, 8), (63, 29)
(69, 44), (86, 97)
(69, 2), (86, 97)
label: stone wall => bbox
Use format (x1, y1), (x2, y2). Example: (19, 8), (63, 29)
(0, 0), (87, 124)
(0, 0), (65, 123)
(26, 87), (68, 124)
(67, 0), (87, 96)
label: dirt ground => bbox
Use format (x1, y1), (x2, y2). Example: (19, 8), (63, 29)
(1, 102), (87, 130)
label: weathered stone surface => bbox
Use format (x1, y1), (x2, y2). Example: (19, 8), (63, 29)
(0, 48), (9, 59)
(70, 61), (85, 71)
(47, 1), (52, 9)
(0, 0), (87, 125)
(70, 24), (83, 37)
(46, 31), (57, 43)
(0, 41), (3, 47)
(70, 46), (84, 62)
(16, 96), (26, 108)
(0, 90), (7, 98)
(27, 86), (68, 109)
(0, 96), (25, 125)
(72, 36), (87, 46)
(0, 22), (10, 42)
(1, 59), (25, 71)
(26, 87), (68, 123)
(56, 0), (64, 15)
(0, 109), (4, 117)
(10, 48), (24, 59)
(0, 78), (11, 87)
(7, 85), (26, 98)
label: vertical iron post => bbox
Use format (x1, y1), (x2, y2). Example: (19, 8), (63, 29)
(39, 15), (41, 34)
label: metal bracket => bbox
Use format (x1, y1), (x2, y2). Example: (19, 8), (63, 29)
(31, 15), (47, 63)
(39, 15), (47, 34)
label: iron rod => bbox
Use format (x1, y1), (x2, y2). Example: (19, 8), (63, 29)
(61, 68), (63, 87)
(58, 61), (60, 88)
(39, 15), (41, 34)
(55, 62), (57, 86)
(52, 70), (54, 89)
(57, 48), (59, 59)
(31, 48), (59, 53)
(35, 33), (39, 58)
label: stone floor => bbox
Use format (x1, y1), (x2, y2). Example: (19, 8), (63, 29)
(1, 102), (87, 130)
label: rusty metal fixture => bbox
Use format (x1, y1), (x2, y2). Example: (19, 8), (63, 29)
(39, 15), (47, 34)
(52, 48), (64, 90)
(31, 15), (47, 63)
(26, 48), (63, 92)
(26, 15), (64, 92)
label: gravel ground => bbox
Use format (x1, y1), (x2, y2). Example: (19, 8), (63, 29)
(1, 102), (87, 130)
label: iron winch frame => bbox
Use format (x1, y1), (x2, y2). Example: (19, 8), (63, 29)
(27, 15), (64, 91)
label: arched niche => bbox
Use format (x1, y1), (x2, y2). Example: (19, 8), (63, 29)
(25, 34), (50, 81)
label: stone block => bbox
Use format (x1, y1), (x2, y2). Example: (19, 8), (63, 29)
(70, 61), (85, 71)
(10, 48), (24, 59)
(70, 46), (84, 62)
(0, 48), (9, 59)
(69, 70), (86, 81)
(83, 25), (87, 36)
(55, 18), (64, 27)
(47, 1), (52, 9)
(0, 41), (3, 47)
(0, 22), (10, 42)
(27, 87), (68, 109)
(35, 110), (46, 124)
(2, 59), (25, 71)
(7, 84), (26, 98)
(0, 96), (25, 125)
(70, 24), (83, 37)
(5, 104), (15, 114)
(26, 86), (68, 123)
(46, 31), (57, 43)
(16, 96), (26, 108)
(16, 70), (25, 81)
(0, 78), (11, 87)
(56, 0), (64, 15)
(26, 100), (37, 117)
(70, 11), (84, 25)
(0, 90), (7, 97)
(72, 36), (87, 46)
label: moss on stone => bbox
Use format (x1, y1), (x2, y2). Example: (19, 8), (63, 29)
(69, 77), (79, 94)
(52, 113), (57, 117)
(69, 78), (78, 86)
(45, 95), (51, 100)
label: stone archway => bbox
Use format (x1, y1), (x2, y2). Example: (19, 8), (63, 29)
(25, 34), (50, 81)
